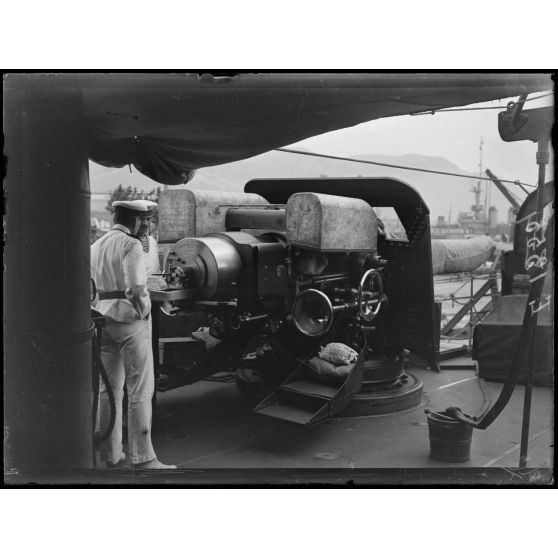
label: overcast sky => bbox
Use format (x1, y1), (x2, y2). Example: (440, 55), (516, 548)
(288, 94), (553, 187)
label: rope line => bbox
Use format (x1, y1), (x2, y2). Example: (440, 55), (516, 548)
(441, 294), (492, 303)
(410, 92), (553, 115)
(451, 279), (472, 296)
(275, 147), (536, 188)
(433, 272), (500, 284)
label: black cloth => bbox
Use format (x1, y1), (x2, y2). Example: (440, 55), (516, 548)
(76, 73), (550, 185)
(472, 295), (554, 386)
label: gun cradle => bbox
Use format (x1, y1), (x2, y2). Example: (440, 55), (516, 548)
(156, 178), (438, 386)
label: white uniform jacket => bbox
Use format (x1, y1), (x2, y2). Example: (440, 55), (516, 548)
(143, 235), (168, 291)
(144, 236), (161, 275)
(91, 224), (151, 322)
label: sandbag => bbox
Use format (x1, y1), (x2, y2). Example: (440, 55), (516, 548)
(318, 342), (358, 365)
(307, 357), (353, 386)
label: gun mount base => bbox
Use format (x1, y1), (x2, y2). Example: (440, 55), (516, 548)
(340, 371), (423, 417)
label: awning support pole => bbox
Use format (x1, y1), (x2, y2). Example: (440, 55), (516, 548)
(4, 75), (93, 476)
(519, 136), (550, 468)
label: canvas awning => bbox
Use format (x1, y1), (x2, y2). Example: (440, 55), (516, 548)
(79, 73), (552, 184)
(3, 72), (553, 473)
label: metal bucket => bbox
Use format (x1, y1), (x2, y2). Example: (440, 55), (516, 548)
(426, 410), (473, 463)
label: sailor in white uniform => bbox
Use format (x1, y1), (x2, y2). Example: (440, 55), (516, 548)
(137, 200), (167, 289)
(91, 200), (175, 469)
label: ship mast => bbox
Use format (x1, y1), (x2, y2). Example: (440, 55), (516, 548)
(470, 137), (484, 220)
(483, 139), (491, 234)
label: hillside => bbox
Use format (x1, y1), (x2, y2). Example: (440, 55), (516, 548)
(90, 150), (520, 222)
(186, 151), (516, 221)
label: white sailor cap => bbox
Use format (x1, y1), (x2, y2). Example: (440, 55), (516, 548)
(112, 200), (158, 214)
(142, 200), (158, 211)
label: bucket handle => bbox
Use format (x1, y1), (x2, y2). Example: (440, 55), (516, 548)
(425, 407), (477, 426)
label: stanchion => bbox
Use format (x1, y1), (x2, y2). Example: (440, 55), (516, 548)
(518, 137), (550, 468)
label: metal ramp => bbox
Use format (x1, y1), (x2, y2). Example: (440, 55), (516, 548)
(255, 350), (365, 426)
(446, 298), (497, 340)
(441, 273), (499, 340)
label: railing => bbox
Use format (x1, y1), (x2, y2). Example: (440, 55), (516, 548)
(437, 270), (501, 347)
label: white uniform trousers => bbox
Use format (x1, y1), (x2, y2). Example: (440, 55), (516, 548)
(99, 318), (157, 465)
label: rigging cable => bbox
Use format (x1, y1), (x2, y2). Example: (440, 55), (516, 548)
(409, 92), (553, 115)
(274, 147), (537, 190)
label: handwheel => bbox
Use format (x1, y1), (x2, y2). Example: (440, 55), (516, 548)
(358, 269), (383, 322)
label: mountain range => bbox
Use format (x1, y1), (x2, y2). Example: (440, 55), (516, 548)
(90, 150), (523, 222)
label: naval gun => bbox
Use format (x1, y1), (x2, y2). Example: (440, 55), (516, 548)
(152, 178), (439, 413)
